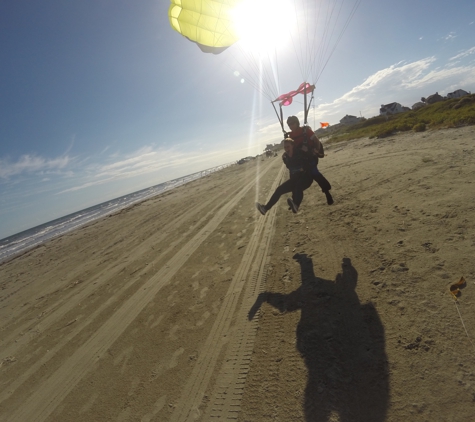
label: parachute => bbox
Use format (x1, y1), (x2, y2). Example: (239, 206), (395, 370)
(168, 0), (361, 132)
(320, 122), (330, 128)
(168, 0), (239, 54)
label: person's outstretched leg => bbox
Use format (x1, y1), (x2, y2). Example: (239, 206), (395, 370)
(256, 179), (294, 215)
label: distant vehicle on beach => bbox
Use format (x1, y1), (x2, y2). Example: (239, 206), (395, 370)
(237, 156), (255, 165)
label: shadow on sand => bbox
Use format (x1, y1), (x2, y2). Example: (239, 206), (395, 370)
(249, 254), (389, 422)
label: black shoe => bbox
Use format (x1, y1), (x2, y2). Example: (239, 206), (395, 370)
(256, 202), (267, 215)
(287, 197), (298, 213)
(325, 191), (334, 205)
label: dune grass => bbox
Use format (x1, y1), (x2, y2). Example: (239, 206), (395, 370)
(323, 94), (475, 144)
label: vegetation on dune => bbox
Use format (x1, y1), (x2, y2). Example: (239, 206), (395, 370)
(323, 94), (475, 144)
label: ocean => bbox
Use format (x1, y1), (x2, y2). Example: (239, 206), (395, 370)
(0, 163), (233, 263)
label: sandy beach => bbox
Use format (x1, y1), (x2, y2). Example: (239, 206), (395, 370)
(1, 125), (475, 421)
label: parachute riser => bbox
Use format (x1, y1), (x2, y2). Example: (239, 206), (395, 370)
(272, 102), (286, 136)
(303, 83), (314, 126)
(303, 84), (314, 148)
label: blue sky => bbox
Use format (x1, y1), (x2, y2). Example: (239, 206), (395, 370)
(1, 0), (474, 240)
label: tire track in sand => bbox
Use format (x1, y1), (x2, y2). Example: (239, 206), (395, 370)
(5, 163), (276, 422)
(0, 166), (259, 354)
(170, 164), (286, 421)
(0, 161), (271, 405)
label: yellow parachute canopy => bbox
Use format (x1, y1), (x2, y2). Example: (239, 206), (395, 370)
(168, 0), (240, 54)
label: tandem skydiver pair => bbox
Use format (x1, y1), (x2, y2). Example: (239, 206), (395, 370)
(256, 116), (333, 216)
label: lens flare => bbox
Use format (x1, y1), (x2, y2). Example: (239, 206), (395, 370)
(231, 0), (295, 54)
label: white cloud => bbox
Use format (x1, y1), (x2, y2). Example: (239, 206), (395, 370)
(444, 32), (457, 41)
(0, 154), (70, 179)
(55, 144), (253, 195)
(250, 55), (475, 131)
(450, 46), (475, 61)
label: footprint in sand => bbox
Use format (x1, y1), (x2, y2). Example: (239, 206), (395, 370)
(200, 287), (208, 299)
(140, 396), (167, 422)
(150, 314), (164, 329)
(79, 392), (99, 414)
(212, 300), (221, 315)
(127, 376), (141, 396)
(169, 324), (180, 340)
(196, 311), (211, 327)
(113, 346), (134, 374)
(149, 361), (165, 381)
(168, 347), (185, 369)
(117, 406), (132, 421)
(146, 314), (154, 326)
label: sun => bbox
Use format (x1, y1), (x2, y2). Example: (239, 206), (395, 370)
(230, 0), (295, 54)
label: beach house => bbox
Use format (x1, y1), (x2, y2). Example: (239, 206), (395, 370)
(339, 114), (361, 125)
(422, 92), (444, 104)
(379, 102), (406, 116)
(412, 101), (425, 110)
(447, 89), (470, 99)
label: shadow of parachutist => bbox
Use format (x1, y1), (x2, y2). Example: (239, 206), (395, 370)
(249, 254), (389, 422)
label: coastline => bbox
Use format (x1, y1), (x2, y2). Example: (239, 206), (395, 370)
(0, 161), (236, 265)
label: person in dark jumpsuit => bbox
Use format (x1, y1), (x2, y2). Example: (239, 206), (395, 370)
(286, 115), (333, 205)
(256, 138), (313, 215)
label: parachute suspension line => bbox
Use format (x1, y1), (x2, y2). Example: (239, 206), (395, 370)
(272, 47), (281, 102)
(305, 91), (314, 126)
(302, 85), (314, 126)
(231, 47), (277, 101)
(303, 82), (308, 125)
(289, 0), (306, 82)
(312, 0), (362, 86)
(291, 0), (306, 80)
(313, 0), (345, 84)
(295, 0), (323, 82)
(304, 0), (339, 84)
(312, 1), (332, 80)
(305, 0), (317, 80)
(313, 101), (316, 129)
(286, 0), (362, 89)
(302, 0), (312, 81)
(272, 102), (286, 136)
(235, 43), (283, 101)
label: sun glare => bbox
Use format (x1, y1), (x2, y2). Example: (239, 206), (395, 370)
(231, 0), (295, 54)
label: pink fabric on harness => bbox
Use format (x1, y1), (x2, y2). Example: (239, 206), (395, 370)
(273, 82), (315, 106)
